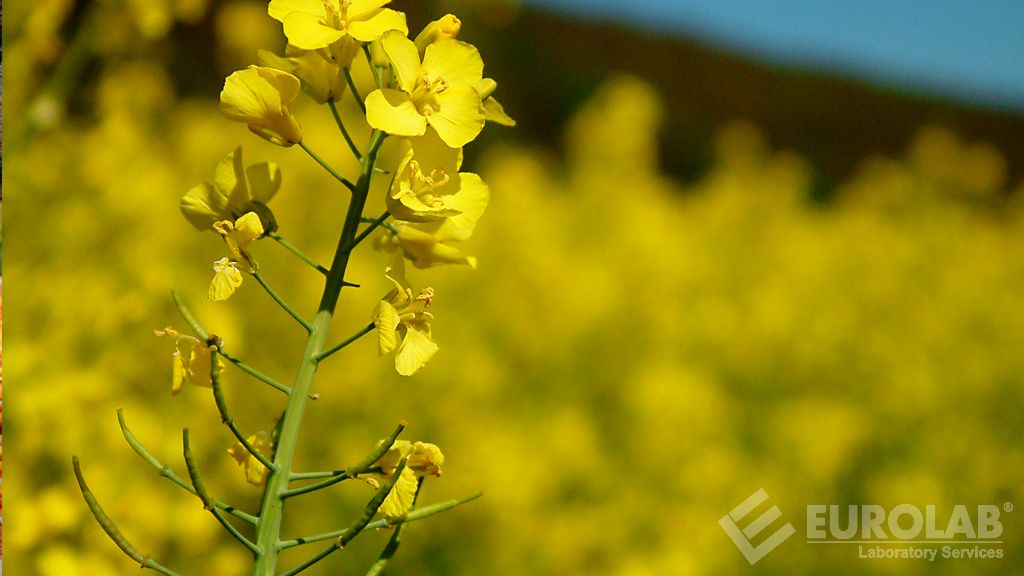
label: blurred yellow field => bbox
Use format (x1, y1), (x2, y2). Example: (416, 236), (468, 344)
(5, 1), (1023, 575)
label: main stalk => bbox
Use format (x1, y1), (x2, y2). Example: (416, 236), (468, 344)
(252, 132), (386, 575)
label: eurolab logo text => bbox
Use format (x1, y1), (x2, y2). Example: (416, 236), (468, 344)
(720, 489), (1010, 565)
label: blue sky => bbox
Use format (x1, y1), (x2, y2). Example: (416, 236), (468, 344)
(525, 0), (1024, 112)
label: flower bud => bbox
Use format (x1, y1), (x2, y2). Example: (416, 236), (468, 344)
(414, 14), (461, 54)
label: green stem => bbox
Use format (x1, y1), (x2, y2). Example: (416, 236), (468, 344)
(210, 352), (277, 471)
(73, 456), (183, 576)
(298, 140), (357, 193)
(278, 490), (482, 550)
(182, 429), (262, 556)
(278, 462), (407, 574)
(268, 232), (328, 276)
(173, 291), (290, 395)
(328, 98), (362, 159)
(314, 322), (375, 362)
(217, 348), (290, 395)
(347, 211), (392, 251)
(343, 68), (366, 113)
(118, 409), (257, 525)
(252, 270), (313, 332)
(283, 421), (404, 499)
(251, 130), (387, 576)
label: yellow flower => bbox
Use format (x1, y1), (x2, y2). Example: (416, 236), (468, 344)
(387, 129), (490, 223)
(154, 327), (225, 395)
(220, 66), (303, 146)
(372, 440), (445, 519)
(365, 30), (485, 148)
(258, 47), (346, 104)
(268, 0), (407, 55)
(208, 257), (243, 301)
(180, 146), (281, 232)
(227, 431), (273, 487)
(371, 256), (438, 376)
(214, 212), (265, 270)
(376, 220), (478, 269)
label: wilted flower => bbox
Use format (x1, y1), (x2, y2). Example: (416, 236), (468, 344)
(228, 431), (274, 486)
(154, 327), (225, 395)
(372, 256), (438, 375)
(180, 146), (281, 232)
(220, 66), (303, 146)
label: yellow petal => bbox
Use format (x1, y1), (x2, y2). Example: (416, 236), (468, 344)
(395, 326), (439, 376)
(214, 146), (248, 209)
(234, 212), (265, 244)
(187, 345), (216, 388)
(422, 39), (484, 88)
(180, 183), (224, 230)
(444, 172), (490, 229)
(428, 85), (484, 148)
(268, 0), (322, 22)
(373, 300), (401, 355)
(208, 258), (244, 301)
(379, 30), (421, 94)
(347, 0), (391, 20)
(283, 11), (346, 50)
(380, 467), (418, 519)
(245, 161), (282, 203)
(220, 67), (303, 146)
(483, 96), (516, 126)
(171, 351), (186, 396)
(408, 442), (444, 476)
(347, 8), (407, 42)
(365, 88), (427, 137)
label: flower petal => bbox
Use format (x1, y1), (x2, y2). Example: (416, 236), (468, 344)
(395, 326), (439, 376)
(180, 183), (225, 231)
(483, 96), (516, 126)
(347, 0), (391, 20)
(283, 11), (346, 51)
(372, 300), (401, 355)
(379, 30), (421, 93)
(208, 259), (244, 301)
(347, 8), (407, 42)
(428, 85), (484, 148)
(444, 172), (490, 229)
(268, 0), (322, 22)
(422, 39), (483, 88)
(380, 467), (418, 519)
(365, 88), (427, 137)
(246, 161), (282, 203)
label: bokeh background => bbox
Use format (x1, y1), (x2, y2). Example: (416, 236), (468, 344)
(5, 0), (1024, 574)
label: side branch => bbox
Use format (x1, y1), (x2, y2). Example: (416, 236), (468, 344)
(268, 232), (329, 276)
(173, 291), (289, 394)
(72, 456), (183, 576)
(252, 270), (313, 332)
(313, 322), (375, 363)
(210, 352), (277, 471)
(283, 420), (405, 498)
(182, 429), (262, 556)
(118, 409), (257, 525)
(298, 140), (357, 192)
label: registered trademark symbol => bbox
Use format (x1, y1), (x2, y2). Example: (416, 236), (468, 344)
(1005, 502), (1014, 512)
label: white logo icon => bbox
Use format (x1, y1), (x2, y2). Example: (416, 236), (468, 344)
(720, 488), (796, 564)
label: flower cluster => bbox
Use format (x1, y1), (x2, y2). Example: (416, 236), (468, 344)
(164, 1), (508, 508)
(196, 2), (511, 376)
